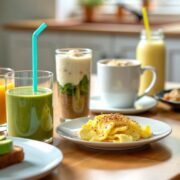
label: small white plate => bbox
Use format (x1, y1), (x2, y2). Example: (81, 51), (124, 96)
(56, 116), (171, 150)
(90, 96), (157, 114)
(0, 137), (63, 180)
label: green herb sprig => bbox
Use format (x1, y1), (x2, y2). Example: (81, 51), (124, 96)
(58, 75), (89, 96)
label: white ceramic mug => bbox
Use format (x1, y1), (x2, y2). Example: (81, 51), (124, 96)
(97, 59), (157, 108)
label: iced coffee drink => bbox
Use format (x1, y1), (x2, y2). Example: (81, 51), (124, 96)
(55, 48), (92, 120)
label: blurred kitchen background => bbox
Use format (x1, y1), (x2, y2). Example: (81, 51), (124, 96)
(0, 0), (180, 82)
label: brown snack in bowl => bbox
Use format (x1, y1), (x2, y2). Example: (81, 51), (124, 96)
(163, 89), (180, 102)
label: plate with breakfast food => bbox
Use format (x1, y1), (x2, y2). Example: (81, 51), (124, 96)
(90, 96), (157, 114)
(56, 113), (171, 150)
(155, 88), (180, 109)
(0, 136), (63, 180)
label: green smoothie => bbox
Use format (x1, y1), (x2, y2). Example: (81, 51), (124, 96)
(6, 86), (53, 142)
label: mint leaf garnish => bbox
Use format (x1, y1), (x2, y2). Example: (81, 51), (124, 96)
(58, 83), (75, 95)
(58, 75), (89, 95)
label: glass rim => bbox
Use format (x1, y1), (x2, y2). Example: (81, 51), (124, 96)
(55, 48), (92, 54)
(141, 29), (164, 39)
(0, 68), (14, 78)
(5, 70), (53, 80)
(141, 28), (163, 33)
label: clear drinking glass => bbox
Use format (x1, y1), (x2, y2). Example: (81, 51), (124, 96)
(136, 29), (166, 95)
(55, 48), (92, 121)
(5, 70), (53, 143)
(0, 68), (14, 132)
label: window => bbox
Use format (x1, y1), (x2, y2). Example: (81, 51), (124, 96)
(104, 0), (180, 14)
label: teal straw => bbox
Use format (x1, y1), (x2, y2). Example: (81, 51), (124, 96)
(32, 22), (47, 93)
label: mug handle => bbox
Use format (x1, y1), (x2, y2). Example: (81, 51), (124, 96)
(137, 66), (157, 99)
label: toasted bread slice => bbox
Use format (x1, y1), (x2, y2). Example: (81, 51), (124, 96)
(0, 145), (24, 169)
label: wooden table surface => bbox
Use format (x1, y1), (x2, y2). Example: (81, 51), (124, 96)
(43, 81), (180, 180)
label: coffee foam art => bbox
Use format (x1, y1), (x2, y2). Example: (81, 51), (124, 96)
(102, 59), (140, 67)
(107, 60), (134, 66)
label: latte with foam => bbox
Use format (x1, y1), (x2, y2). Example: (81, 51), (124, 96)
(105, 60), (137, 67)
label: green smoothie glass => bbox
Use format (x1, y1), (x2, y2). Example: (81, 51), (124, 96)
(6, 70), (53, 143)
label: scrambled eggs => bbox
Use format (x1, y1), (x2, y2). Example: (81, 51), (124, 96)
(80, 113), (152, 143)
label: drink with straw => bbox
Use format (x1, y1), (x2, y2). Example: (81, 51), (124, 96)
(0, 68), (14, 131)
(6, 23), (54, 142)
(136, 7), (166, 95)
(6, 70), (53, 142)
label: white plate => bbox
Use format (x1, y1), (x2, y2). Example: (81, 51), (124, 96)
(90, 96), (157, 114)
(56, 116), (171, 150)
(0, 137), (63, 180)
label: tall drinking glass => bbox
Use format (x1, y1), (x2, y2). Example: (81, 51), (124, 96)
(6, 70), (53, 143)
(0, 68), (14, 132)
(55, 48), (92, 121)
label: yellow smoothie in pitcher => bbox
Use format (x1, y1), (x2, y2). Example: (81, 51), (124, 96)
(136, 30), (166, 96)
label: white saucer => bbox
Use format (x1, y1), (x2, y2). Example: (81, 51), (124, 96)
(56, 116), (171, 150)
(90, 96), (157, 114)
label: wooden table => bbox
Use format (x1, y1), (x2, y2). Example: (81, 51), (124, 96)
(43, 81), (180, 180)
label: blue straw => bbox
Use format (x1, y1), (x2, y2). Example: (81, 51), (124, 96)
(32, 23), (47, 93)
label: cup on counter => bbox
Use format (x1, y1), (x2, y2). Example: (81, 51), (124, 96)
(97, 59), (157, 108)
(55, 48), (92, 121)
(5, 70), (53, 143)
(0, 68), (14, 132)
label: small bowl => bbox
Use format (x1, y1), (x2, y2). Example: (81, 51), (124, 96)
(155, 89), (180, 110)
